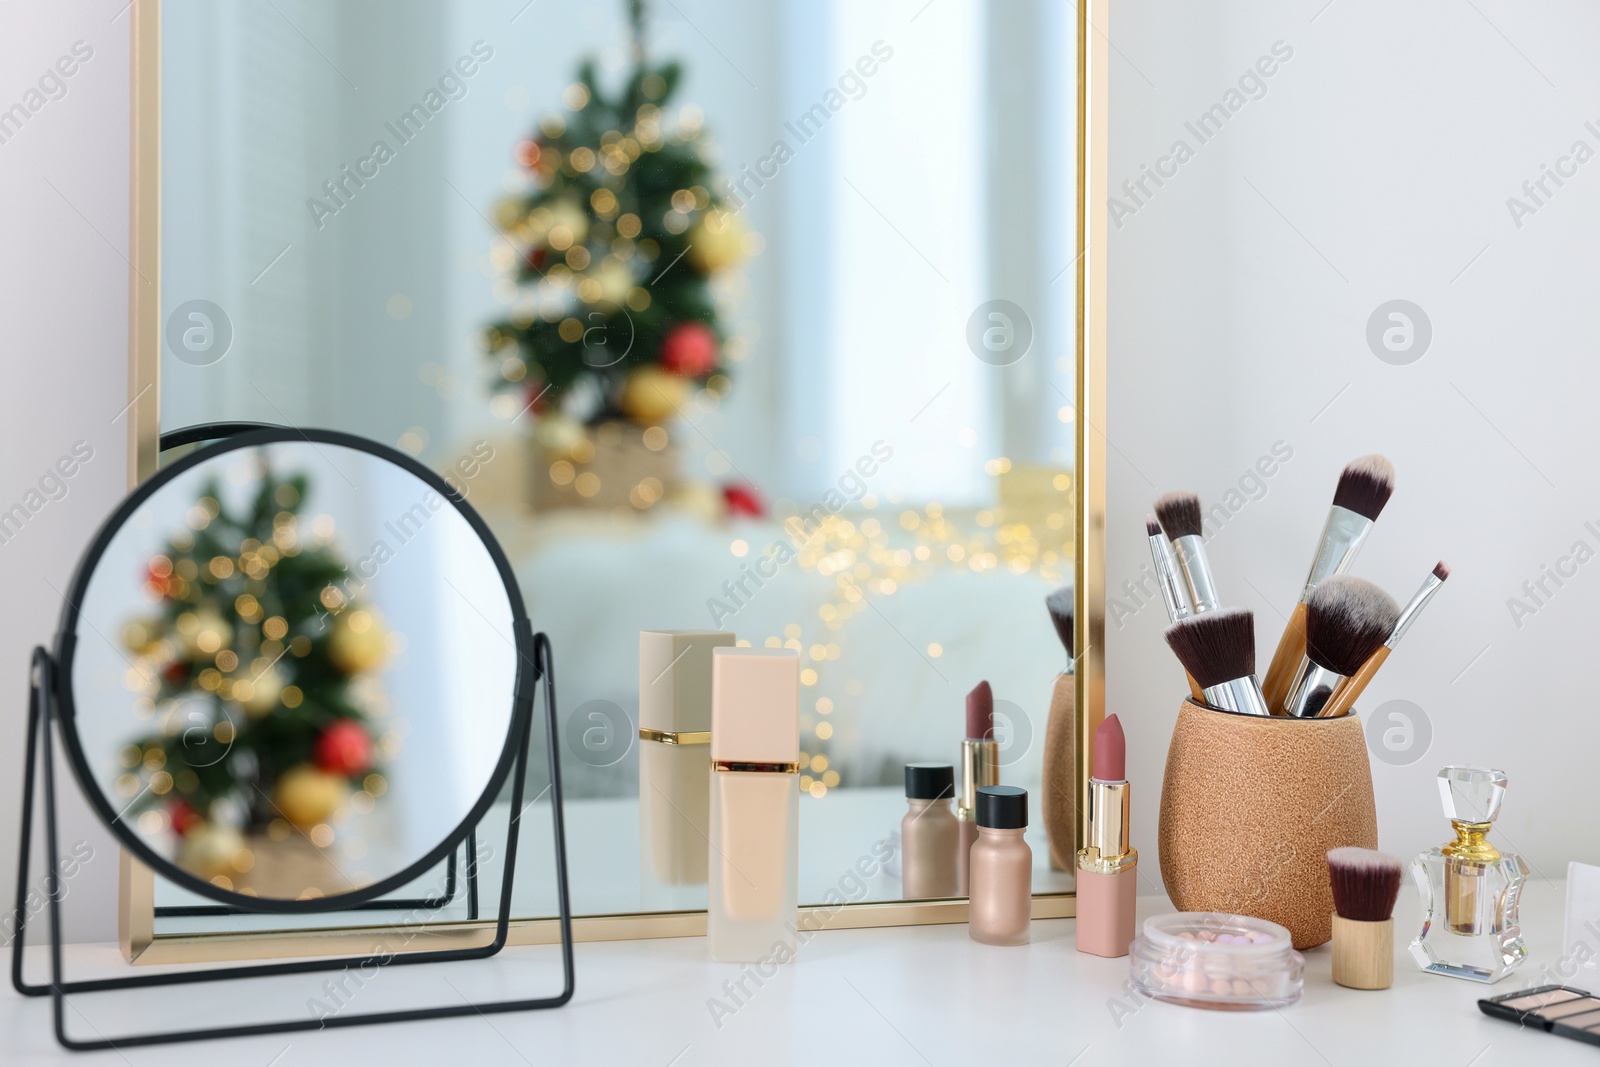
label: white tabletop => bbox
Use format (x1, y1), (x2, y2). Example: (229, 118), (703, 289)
(3, 878), (1589, 1065)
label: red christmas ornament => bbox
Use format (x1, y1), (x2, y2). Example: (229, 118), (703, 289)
(514, 139), (542, 169)
(162, 661), (190, 684)
(722, 483), (765, 519)
(524, 379), (553, 415)
(658, 322), (719, 378)
(524, 245), (548, 272)
(170, 799), (202, 837)
(314, 720), (374, 778)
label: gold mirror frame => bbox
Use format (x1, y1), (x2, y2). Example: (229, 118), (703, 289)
(120, 0), (1107, 962)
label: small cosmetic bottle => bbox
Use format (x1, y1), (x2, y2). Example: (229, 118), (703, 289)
(708, 647), (799, 963)
(1410, 765), (1529, 982)
(901, 763), (958, 900)
(638, 630), (733, 886)
(969, 786), (1031, 946)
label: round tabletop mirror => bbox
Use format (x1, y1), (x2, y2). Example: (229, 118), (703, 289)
(57, 428), (528, 910)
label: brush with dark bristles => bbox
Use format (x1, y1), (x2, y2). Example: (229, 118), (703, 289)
(1163, 608), (1271, 716)
(1146, 516), (1203, 700)
(1155, 491), (1220, 613)
(1046, 584), (1075, 674)
(1261, 454), (1397, 711)
(1328, 847), (1403, 990)
(1320, 561), (1450, 718)
(1283, 576), (1400, 717)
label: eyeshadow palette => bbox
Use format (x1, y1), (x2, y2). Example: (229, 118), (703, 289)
(1479, 985), (1600, 1048)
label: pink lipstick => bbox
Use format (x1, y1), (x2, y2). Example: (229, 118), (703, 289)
(957, 680), (1001, 896)
(1076, 714), (1138, 957)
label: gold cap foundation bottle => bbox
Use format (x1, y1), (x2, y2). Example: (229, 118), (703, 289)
(638, 630), (734, 886)
(708, 647), (799, 963)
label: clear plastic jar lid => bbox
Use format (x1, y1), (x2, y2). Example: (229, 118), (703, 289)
(1128, 912), (1304, 1010)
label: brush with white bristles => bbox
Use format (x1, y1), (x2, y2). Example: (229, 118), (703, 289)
(1328, 847), (1403, 990)
(1163, 608), (1271, 716)
(1261, 455), (1397, 711)
(1319, 561), (1450, 718)
(1155, 491), (1220, 613)
(1282, 576), (1400, 718)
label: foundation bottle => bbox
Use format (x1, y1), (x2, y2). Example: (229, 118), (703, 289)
(708, 647), (799, 963)
(969, 785), (1031, 946)
(901, 763), (958, 900)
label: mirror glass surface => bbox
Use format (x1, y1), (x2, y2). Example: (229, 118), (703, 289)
(156, 0), (1081, 925)
(69, 438), (518, 903)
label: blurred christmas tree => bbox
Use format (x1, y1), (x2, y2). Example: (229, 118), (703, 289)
(120, 457), (391, 883)
(483, 0), (748, 434)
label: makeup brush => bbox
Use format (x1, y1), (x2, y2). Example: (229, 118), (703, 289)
(957, 680), (999, 894)
(1261, 454), (1397, 711)
(1282, 576), (1400, 718)
(1163, 608), (1272, 717)
(1154, 491), (1219, 612)
(1328, 847), (1403, 990)
(1146, 516), (1191, 622)
(1146, 516), (1204, 702)
(1042, 586), (1076, 871)
(1319, 561), (1449, 719)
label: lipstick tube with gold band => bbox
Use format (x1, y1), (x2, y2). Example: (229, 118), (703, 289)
(957, 738), (1000, 896)
(639, 630), (733, 887)
(1076, 714), (1138, 957)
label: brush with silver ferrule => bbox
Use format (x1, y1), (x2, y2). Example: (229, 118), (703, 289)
(1146, 515), (1191, 623)
(1163, 608), (1272, 717)
(1261, 455), (1396, 710)
(1283, 576), (1400, 718)
(1155, 491), (1219, 612)
(1319, 561), (1449, 718)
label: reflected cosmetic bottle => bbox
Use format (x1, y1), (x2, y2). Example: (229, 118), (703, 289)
(969, 786), (1031, 946)
(638, 630), (734, 886)
(708, 647), (800, 963)
(1076, 714), (1137, 957)
(901, 763), (959, 900)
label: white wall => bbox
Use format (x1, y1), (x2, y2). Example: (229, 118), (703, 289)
(1108, 0), (1600, 884)
(0, 0), (131, 945)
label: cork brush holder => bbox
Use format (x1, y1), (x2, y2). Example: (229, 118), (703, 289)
(1158, 699), (1377, 950)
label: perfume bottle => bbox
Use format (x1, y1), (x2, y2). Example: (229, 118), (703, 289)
(1410, 766), (1529, 983)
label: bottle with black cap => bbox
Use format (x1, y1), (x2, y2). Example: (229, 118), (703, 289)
(970, 785), (1031, 945)
(901, 763), (958, 900)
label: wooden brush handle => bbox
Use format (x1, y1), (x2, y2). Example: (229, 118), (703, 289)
(1186, 672), (1204, 703)
(1261, 600), (1307, 713)
(1332, 914), (1393, 990)
(1319, 645), (1390, 719)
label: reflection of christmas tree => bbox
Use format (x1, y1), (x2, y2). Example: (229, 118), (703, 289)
(120, 458), (393, 885)
(483, 0), (748, 433)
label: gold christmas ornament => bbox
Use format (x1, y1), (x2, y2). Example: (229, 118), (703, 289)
(687, 211), (745, 273)
(329, 609), (389, 674)
(534, 413), (587, 457)
(272, 766), (348, 831)
(619, 367), (690, 425)
(179, 609), (233, 658)
(177, 821), (248, 880)
(593, 257), (635, 306)
(543, 198), (590, 249)
(240, 666), (284, 717)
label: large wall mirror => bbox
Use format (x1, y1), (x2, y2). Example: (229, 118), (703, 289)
(127, 0), (1107, 954)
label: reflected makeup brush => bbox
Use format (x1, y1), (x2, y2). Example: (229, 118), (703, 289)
(1154, 491), (1219, 612)
(1147, 516), (1203, 702)
(957, 680), (1000, 896)
(1319, 561), (1449, 718)
(1261, 454), (1396, 711)
(1041, 587), (1077, 871)
(1163, 608), (1272, 717)
(1328, 847), (1404, 990)
(1282, 576), (1400, 718)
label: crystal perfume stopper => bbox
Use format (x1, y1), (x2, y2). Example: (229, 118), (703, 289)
(1437, 765), (1507, 824)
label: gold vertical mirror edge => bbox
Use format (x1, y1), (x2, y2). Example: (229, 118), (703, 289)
(121, 0), (1106, 959)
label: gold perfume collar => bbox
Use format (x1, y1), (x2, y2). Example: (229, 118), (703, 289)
(1442, 820), (1502, 863)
